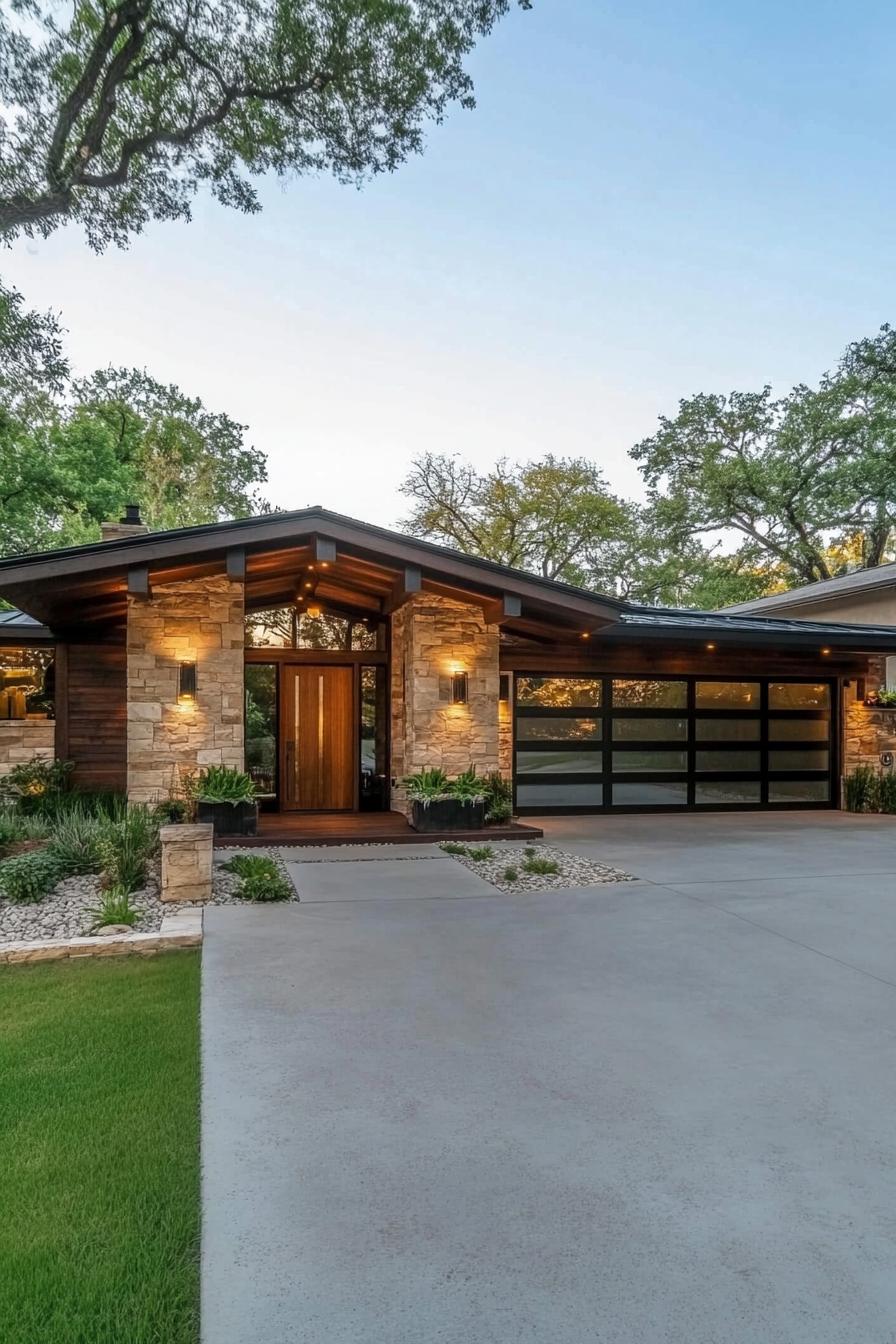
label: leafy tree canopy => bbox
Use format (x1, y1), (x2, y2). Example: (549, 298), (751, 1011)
(631, 325), (896, 587)
(0, 0), (528, 250)
(0, 283), (267, 556)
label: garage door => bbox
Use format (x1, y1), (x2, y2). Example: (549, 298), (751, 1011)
(513, 675), (835, 813)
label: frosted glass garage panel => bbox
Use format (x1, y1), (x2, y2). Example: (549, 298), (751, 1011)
(695, 718), (760, 741)
(613, 717), (688, 741)
(516, 751), (602, 775)
(695, 781), (762, 805)
(695, 750), (761, 772)
(768, 718), (830, 741)
(611, 679), (687, 708)
(769, 683), (830, 709)
(768, 779), (830, 803)
(768, 749), (829, 772)
(516, 782), (603, 808)
(612, 751), (688, 773)
(516, 677), (601, 707)
(695, 682), (760, 709)
(612, 781), (689, 806)
(516, 717), (602, 742)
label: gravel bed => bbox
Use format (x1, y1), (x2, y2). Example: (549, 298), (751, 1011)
(212, 849), (298, 903)
(440, 842), (635, 892)
(0, 871), (165, 943)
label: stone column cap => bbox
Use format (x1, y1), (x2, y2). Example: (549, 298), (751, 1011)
(160, 823), (214, 842)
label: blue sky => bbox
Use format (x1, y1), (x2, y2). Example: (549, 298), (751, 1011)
(5, 0), (896, 524)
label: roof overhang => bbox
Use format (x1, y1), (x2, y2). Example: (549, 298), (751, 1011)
(0, 508), (624, 639)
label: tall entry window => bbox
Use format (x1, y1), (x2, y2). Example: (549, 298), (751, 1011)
(514, 675), (834, 813)
(245, 664), (277, 801)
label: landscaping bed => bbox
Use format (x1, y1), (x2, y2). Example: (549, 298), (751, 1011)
(0, 952), (200, 1344)
(440, 841), (635, 891)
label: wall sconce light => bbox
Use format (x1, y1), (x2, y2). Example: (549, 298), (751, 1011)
(451, 671), (469, 705)
(306, 603), (322, 619)
(178, 660), (197, 704)
(499, 673), (510, 702)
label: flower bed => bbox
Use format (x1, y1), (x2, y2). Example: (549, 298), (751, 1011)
(440, 842), (635, 892)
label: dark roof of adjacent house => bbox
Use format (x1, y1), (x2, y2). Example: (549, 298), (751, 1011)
(724, 561), (896, 615)
(1, 506), (896, 650)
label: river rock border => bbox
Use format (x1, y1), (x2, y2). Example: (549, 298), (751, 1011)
(0, 906), (203, 965)
(441, 842), (635, 892)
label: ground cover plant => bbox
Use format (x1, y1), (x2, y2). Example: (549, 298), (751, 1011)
(222, 853), (293, 902)
(843, 765), (896, 814)
(0, 953), (200, 1344)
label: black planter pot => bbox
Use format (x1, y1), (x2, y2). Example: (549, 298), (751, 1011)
(410, 798), (486, 833)
(196, 799), (258, 837)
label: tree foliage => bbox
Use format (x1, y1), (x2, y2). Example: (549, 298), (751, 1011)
(631, 325), (896, 586)
(0, 0), (528, 250)
(0, 285), (267, 556)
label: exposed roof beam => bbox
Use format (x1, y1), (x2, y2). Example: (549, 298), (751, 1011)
(127, 566), (150, 600)
(482, 593), (522, 625)
(226, 547), (246, 580)
(382, 565), (422, 614)
(312, 535), (337, 565)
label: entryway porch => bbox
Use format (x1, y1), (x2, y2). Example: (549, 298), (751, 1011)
(216, 810), (543, 848)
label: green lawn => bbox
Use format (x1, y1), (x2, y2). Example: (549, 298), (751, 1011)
(0, 952), (201, 1344)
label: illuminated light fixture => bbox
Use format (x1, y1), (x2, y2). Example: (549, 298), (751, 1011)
(499, 673), (510, 702)
(320, 560), (330, 568)
(306, 603), (323, 619)
(304, 580), (314, 589)
(178, 660), (197, 704)
(581, 631), (591, 640)
(451, 671), (469, 705)
(821, 647), (831, 656)
(706, 642), (716, 651)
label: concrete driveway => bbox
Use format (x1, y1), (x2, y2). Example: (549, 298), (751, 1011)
(201, 813), (896, 1344)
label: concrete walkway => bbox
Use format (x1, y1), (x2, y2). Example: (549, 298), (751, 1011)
(201, 813), (896, 1343)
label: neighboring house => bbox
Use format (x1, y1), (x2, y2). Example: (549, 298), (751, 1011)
(726, 565), (896, 775)
(0, 506), (895, 820)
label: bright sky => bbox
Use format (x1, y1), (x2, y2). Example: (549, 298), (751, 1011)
(4, 0), (896, 528)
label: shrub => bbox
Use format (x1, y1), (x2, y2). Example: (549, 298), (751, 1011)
(1, 758), (74, 812)
(88, 885), (140, 929)
(153, 798), (189, 824)
(466, 845), (494, 861)
(192, 765), (256, 805)
(523, 855), (560, 876)
(877, 771), (896, 814)
(0, 849), (64, 903)
(503, 865), (519, 882)
(0, 807), (50, 853)
(97, 806), (161, 893)
(451, 767), (485, 802)
(46, 805), (106, 876)
(440, 841), (469, 856)
(483, 771), (513, 824)
(403, 768), (451, 802)
(223, 854), (292, 902)
(843, 765), (879, 813)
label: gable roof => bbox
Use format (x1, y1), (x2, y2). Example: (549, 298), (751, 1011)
(724, 561), (896, 615)
(0, 607), (54, 642)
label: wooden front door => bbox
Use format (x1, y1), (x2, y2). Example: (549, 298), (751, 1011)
(281, 665), (355, 811)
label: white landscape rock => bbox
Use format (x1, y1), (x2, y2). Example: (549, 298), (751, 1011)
(440, 842), (636, 892)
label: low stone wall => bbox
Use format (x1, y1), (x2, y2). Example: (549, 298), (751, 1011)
(160, 823), (214, 902)
(0, 719), (55, 777)
(0, 908), (202, 965)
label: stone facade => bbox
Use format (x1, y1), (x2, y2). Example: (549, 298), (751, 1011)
(498, 683), (513, 778)
(0, 720), (55, 777)
(160, 823), (214, 903)
(842, 658), (896, 785)
(390, 593), (500, 814)
(127, 575), (245, 804)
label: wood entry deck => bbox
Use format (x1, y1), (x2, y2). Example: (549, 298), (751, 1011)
(218, 811), (544, 848)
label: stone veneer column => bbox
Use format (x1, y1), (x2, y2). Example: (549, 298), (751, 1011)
(390, 592), (500, 815)
(842, 656), (896, 789)
(127, 575), (245, 804)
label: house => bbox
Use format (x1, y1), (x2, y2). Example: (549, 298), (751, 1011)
(727, 564), (896, 776)
(0, 505), (895, 825)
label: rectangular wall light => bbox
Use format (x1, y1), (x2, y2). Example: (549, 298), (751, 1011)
(451, 671), (469, 705)
(178, 660), (197, 703)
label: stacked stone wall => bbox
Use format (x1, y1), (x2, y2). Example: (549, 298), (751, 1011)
(127, 575), (244, 803)
(842, 657), (896, 784)
(0, 721), (54, 777)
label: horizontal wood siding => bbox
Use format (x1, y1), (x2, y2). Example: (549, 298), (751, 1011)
(57, 640), (127, 792)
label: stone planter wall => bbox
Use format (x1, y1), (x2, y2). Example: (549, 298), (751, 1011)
(390, 593), (500, 815)
(0, 720), (55, 777)
(127, 575), (245, 804)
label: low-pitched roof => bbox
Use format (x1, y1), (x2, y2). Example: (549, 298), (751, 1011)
(1, 506), (896, 651)
(0, 608), (54, 641)
(724, 561), (896, 615)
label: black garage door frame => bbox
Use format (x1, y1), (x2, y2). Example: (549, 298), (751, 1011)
(512, 672), (838, 815)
